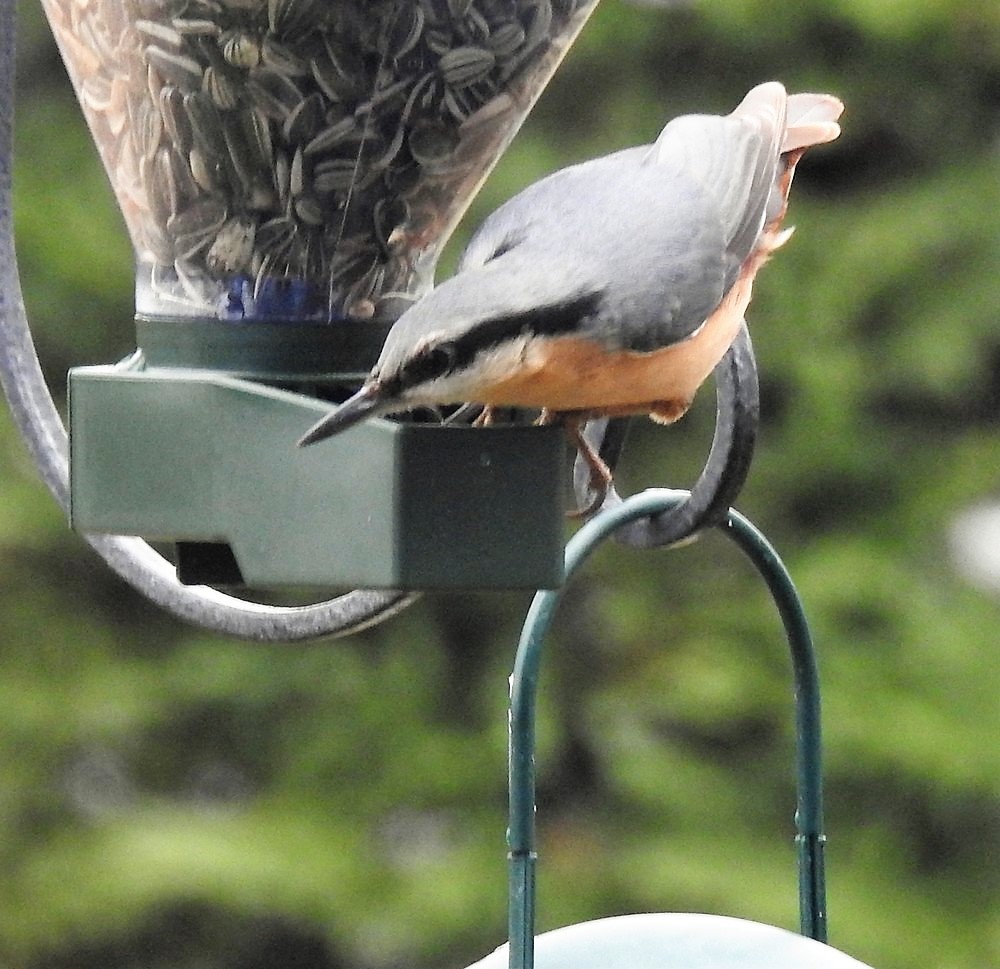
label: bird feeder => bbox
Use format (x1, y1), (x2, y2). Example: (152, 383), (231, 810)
(40, 0), (603, 591)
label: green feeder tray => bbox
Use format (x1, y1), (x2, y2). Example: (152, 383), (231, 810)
(67, 320), (566, 591)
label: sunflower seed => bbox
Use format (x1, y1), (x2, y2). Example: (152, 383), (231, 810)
(310, 51), (357, 103)
(172, 17), (221, 36)
(313, 157), (359, 194)
(303, 116), (357, 156)
(167, 196), (228, 239)
(417, 0), (449, 26)
(219, 28), (262, 68)
(368, 117), (407, 172)
(260, 35), (309, 76)
(145, 45), (203, 89)
(189, 147), (222, 191)
(267, 0), (319, 39)
(384, 4), (424, 59)
(438, 46), (496, 87)
(485, 21), (526, 58)
(281, 91), (325, 144)
(202, 65), (240, 109)
(147, 151), (176, 225)
(354, 73), (413, 118)
(184, 90), (226, 157)
(159, 84), (192, 153)
(183, 0), (227, 21)
(273, 149), (292, 205)
(465, 6), (491, 43)
(241, 106), (274, 168)
(222, 114), (263, 193)
(247, 66), (303, 120)
(294, 193), (325, 225)
(322, 34), (364, 85)
(424, 28), (454, 56)
(409, 119), (459, 171)
(131, 94), (165, 161)
(443, 84), (475, 122)
(459, 91), (515, 132)
(289, 145), (306, 196)
(135, 18), (184, 50)
(522, 0), (554, 54)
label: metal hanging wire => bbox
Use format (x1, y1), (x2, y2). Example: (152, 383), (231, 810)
(0, 0), (416, 642)
(508, 490), (826, 969)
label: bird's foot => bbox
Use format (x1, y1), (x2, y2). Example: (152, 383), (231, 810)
(561, 414), (613, 519)
(472, 405), (496, 427)
(567, 473), (610, 520)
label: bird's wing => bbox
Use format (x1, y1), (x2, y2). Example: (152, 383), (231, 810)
(454, 83), (798, 356)
(376, 135), (732, 382)
(450, 145), (733, 356)
(651, 81), (788, 289)
(456, 146), (650, 274)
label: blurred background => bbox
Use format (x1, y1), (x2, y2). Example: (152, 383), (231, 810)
(3, 0), (999, 966)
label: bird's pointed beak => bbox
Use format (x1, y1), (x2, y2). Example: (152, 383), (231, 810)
(297, 385), (383, 447)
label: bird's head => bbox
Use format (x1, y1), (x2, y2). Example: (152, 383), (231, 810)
(297, 238), (603, 447)
(295, 323), (465, 446)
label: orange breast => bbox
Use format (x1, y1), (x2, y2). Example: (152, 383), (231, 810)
(480, 253), (761, 421)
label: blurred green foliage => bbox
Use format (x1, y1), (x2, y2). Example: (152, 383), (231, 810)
(3, 0), (999, 967)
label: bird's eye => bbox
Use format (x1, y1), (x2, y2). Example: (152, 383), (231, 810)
(422, 343), (456, 377)
(397, 342), (457, 390)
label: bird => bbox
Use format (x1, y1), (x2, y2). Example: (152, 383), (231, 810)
(298, 82), (843, 510)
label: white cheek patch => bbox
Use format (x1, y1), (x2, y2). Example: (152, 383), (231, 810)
(402, 335), (536, 407)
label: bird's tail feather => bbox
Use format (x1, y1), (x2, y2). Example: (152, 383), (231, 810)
(783, 92), (844, 152)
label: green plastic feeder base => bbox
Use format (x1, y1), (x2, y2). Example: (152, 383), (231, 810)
(67, 365), (566, 590)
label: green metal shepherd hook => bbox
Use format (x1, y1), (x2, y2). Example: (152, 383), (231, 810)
(504, 489), (831, 969)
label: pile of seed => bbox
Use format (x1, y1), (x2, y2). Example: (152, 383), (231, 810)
(43, 0), (595, 322)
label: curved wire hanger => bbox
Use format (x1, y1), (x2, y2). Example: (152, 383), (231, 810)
(508, 490), (826, 969)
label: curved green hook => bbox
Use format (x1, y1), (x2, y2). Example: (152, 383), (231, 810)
(507, 490), (826, 969)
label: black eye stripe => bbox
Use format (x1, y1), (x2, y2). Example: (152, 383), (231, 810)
(388, 342), (455, 393)
(452, 290), (602, 357)
(390, 289), (603, 396)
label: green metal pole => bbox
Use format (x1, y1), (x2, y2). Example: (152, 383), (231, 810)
(507, 490), (826, 969)
(721, 510), (827, 942)
(508, 494), (673, 969)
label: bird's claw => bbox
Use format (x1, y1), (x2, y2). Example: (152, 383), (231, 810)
(562, 413), (614, 519)
(566, 471), (610, 519)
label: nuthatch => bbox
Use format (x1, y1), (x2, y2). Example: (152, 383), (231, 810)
(299, 82), (843, 505)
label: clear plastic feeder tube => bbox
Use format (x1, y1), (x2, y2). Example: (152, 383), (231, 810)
(41, 0), (600, 324)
